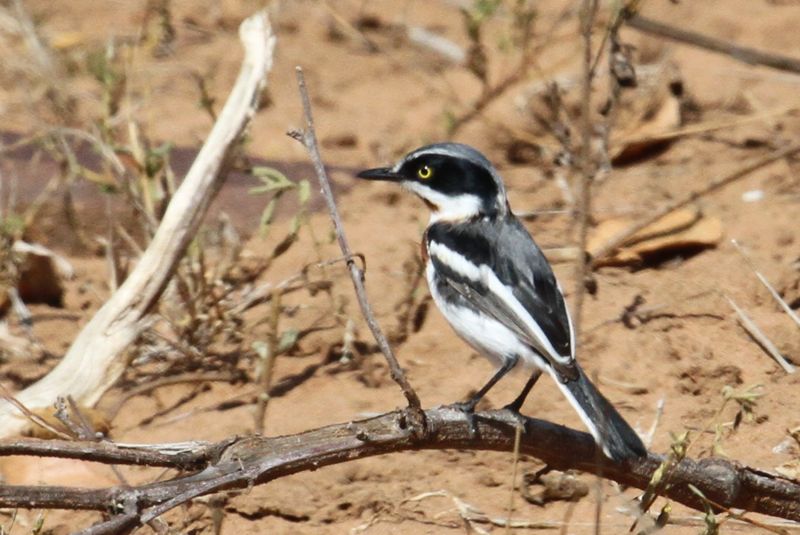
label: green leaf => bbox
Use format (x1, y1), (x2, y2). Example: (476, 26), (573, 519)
(250, 166), (295, 194)
(278, 329), (299, 353)
(258, 198), (278, 237)
(297, 179), (311, 206)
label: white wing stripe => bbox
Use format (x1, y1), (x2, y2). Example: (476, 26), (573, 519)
(428, 240), (482, 281)
(428, 241), (573, 366)
(480, 264), (573, 366)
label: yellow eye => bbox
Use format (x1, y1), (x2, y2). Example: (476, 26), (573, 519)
(417, 165), (433, 180)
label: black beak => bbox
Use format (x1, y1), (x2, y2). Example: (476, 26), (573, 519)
(356, 167), (403, 181)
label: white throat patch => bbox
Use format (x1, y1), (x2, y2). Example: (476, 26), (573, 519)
(402, 181), (482, 222)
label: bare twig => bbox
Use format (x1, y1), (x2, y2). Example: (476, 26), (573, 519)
(2, 408), (800, 532)
(0, 437), (224, 468)
(725, 295), (796, 374)
(590, 144), (800, 267)
(732, 239), (800, 330)
(628, 14), (800, 75)
(571, 0), (599, 338)
(105, 372), (240, 421)
(449, 3), (574, 135)
(0, 384), (71, 440)
(289, 67), (423, 422)
(253, 290), (281, 434)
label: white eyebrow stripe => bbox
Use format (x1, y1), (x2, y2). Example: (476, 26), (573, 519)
(428, 240), (573, 366)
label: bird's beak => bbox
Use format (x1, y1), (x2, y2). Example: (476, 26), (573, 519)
(356, 167), (403, 182)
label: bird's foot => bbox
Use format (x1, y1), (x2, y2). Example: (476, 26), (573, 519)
(500, 402), (528, 432)
(450, 400), (479, 437)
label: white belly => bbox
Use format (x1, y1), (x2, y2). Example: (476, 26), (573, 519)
(425, 262), (546, 371)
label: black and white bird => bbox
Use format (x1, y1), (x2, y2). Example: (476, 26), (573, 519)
(356, 142), (645, 461)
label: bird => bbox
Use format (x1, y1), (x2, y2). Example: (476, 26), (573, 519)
(356, 142), (646, 461)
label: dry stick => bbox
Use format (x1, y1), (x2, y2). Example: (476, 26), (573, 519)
(0, 384), (72, 440)
(590, 144), (800, 267)
(253, 290), (281, 434)
(449, 3), (574, 135)
(504, 424), (523, 535)
(732, 239), (800, 330)
(0, 12), (277, 438)
(572, 0), (599, 339)
(289, 67), (423, 419)
(3, 408), (800, 531)
(628, 14), (800, 75)
(725, 295), (796, 374)
(106, 372), (239, 421)
(0, 437), (220, 468)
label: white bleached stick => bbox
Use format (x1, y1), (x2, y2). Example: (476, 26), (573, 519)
(0, 12), (276, 437)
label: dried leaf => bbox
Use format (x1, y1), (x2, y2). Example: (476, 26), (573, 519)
(612, 92), (681, 164)
(588, 208), (723, 267)
(13, 241), (75, 307)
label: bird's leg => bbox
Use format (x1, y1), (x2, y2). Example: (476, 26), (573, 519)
(504, 370), (542, 413)
(451, 355), (518, 436)
(502, 370), (542, 431)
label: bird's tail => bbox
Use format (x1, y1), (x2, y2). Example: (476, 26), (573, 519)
(552, 366), (646, 461)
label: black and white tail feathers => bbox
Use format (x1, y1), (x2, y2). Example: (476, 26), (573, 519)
(553, 366), (646, 461)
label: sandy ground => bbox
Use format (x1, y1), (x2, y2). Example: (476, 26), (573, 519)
(1, 0), (799, 533)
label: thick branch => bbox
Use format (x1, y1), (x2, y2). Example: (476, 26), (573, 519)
(0, 12), (277, 437)
(1, 408), (798, 533)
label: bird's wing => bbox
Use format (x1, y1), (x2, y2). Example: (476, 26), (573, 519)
(426, 217), (577, 380)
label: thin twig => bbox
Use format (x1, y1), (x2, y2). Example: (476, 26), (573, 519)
(590, 144), (800, 266)
(628, 14), (800, 75)
(731, 239), (800, 330)
(504, 423), (523, 535)
(253, 290), (281, 434)
(725, 295), (796, 374)
(572, 0), (599, 339)
(0, 384), (72, 440)
(289, 67), (423, 422)
(449, 3), (575, 135)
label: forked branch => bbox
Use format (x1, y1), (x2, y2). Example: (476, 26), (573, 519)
(1, 408), (799, 534)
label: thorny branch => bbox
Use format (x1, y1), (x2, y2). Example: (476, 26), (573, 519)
(288, 67), (424, 424)
(2, 408), (799, 533)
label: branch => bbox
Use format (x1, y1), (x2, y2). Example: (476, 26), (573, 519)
(0, 12), (277, 437)
(288, 67), (423, 420)
(2, 408), (799, 533)
(628, 14), (800, 75)
(571, 0), (599, 337)
(0, 437), (225, 468)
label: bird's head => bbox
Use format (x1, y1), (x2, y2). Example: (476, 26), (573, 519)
(356, 143), (508, 222)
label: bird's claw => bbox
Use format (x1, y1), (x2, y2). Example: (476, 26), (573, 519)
(450, 400), (479, 437)
(500, 403), (528, 432)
